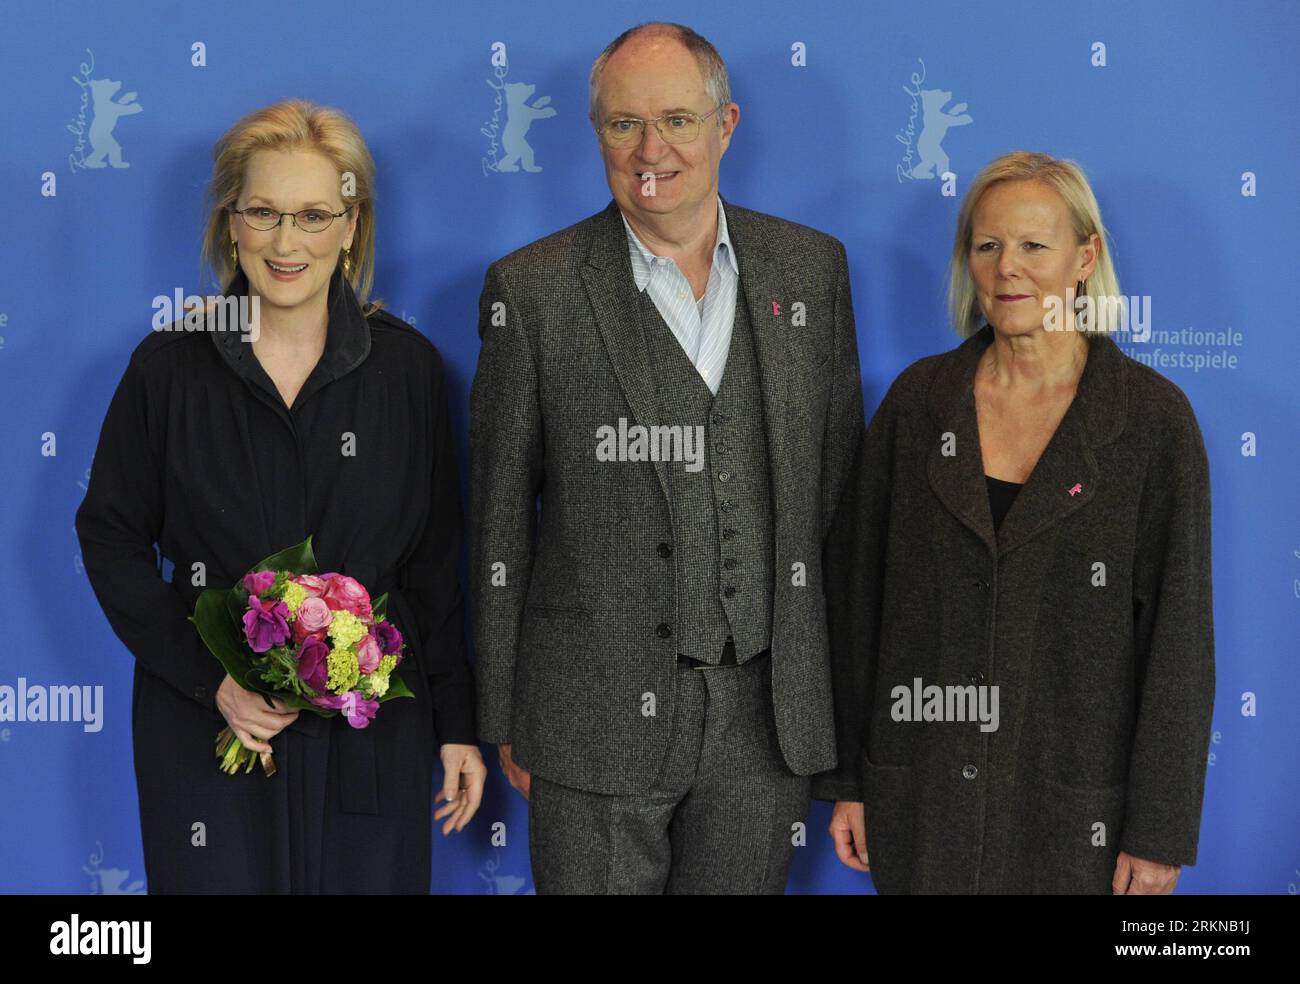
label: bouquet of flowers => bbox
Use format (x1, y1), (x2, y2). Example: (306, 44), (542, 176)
(189, 536), (413, 775)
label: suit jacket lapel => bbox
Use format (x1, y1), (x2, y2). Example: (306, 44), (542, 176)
(580, 200), (671, 502)
(723, 197), (799, 464)
(926, 324), (1128, 557)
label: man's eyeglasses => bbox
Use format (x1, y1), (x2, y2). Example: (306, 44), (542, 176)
(230, 204), (353, 233)
(596, 105), (724, 147)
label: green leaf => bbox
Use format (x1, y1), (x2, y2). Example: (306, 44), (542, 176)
(254, 536), (319, 576)
(381, 671), (415, 701)
(229, 536), (319, 612)
(190, 590), (256, 689)
(372, 592), (388, 620)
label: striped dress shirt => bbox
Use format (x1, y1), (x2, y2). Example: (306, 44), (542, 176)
(621, 196), (739, 395)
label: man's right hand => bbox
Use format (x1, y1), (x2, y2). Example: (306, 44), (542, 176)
(215, 673), (298, 754)
(829, 800), (871, 872)
(497, 743), (532, 800)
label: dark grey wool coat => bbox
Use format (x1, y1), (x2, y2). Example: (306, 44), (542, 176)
(811, 324), (1216, 894)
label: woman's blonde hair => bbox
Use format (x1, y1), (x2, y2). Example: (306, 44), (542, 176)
(948, 151), (1121, 337)
(200, 99), (380, 310)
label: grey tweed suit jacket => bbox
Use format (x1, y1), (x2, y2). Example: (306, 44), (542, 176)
(469, 196), (865, 795)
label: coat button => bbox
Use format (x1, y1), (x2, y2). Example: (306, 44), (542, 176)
(967, 670), (986, 684)
(656, 623), (672, 639)
(723, 558), (738, 570)
(722, 528), (736, 540)
(715, 443), (729, 454)
(656, 542), (673, 558)
(194, 684), (208, 700)
(962, 765), (978, 780)
(719, 500), (735, 513)
(718, 470), (732, 483)
(712, 412), (728, 425)
(723, 586), (736, 598)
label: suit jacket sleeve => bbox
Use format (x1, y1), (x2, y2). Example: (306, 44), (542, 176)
(401, 346), (477, 746)
(1120, 399), (1216, 866)
(469, 261), (544, 744)
(75, 352), (228, 712)
(810, 243), (878, 803)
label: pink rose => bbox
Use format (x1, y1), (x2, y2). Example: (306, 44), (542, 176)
(292, 574), (328, 598)
(321, 574), (372, 620)
(292, 596), (333, 643)
(357, 632), (383, 674)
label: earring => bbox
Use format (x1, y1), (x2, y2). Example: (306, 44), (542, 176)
(342, 247), (351, 276)
(230, 239), (238, 267)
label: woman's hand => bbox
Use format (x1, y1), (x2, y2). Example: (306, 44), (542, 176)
(435, 743), (487, 834)
(215, 673), (298, 754)
(1113, 850), (1180, 894)
(829, 800), (871, 873)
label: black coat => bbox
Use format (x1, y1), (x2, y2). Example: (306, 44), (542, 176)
(75, 267), (476, 893)
(812, 325), (1216, 894)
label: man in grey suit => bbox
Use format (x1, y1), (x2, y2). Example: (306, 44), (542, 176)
(470, 21), (864, 893)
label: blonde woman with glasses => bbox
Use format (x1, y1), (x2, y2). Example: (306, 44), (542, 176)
(77, 100), (485, 893)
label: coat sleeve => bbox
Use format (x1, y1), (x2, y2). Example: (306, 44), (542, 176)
(468, 261), (544, 744)
(1120, 400), (1215, 866)
(399, 347), (477, 746)
(811, 370), (902, 804)
(75, 352), (228, 712)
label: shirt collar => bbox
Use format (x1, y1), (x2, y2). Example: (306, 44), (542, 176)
(620, 195), (739, 292)
(926, 323), (1128, 450)
(211, 262), (371, 390)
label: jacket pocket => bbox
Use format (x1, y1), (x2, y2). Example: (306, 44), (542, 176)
(524, 603), (593, 619)
(861, 752), (913, 895)
(1013, 770), (1127, 894)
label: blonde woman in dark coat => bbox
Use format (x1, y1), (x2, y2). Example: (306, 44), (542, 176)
(813, 151), (1215, 894)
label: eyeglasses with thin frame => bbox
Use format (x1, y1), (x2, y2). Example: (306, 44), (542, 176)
(595, 104), (725, 147)
(230, 204), (353, 233)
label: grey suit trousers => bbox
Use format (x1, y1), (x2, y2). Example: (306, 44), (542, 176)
(527, 652), (812, 894)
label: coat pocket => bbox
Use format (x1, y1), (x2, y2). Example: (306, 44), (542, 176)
(861, 753), (913, 895)
(524, 603), (594, 619)
(1013, 771), (1127, 894)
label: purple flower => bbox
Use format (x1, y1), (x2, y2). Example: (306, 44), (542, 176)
(242, 595), (290, 653)
(375, 620), (402, 655)
(296, 636), (330, 692)
(243, 570), (277, 598)
(310, 690), (379, 729)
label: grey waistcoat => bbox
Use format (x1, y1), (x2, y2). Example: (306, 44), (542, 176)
(637, 287), (775, 663)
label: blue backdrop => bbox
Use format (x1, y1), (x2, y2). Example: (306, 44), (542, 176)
(1, 0), (1296, 894)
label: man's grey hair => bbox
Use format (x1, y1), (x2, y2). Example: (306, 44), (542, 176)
(588, 22), (732, 122)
